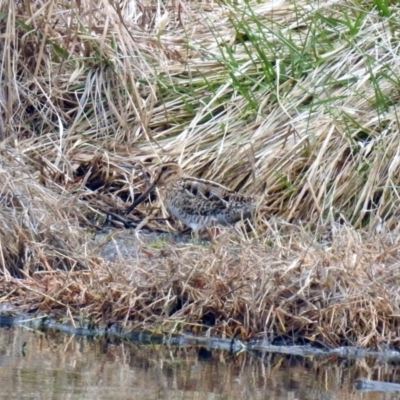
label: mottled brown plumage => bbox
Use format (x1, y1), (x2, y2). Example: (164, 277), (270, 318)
(130, 163), (256, 233)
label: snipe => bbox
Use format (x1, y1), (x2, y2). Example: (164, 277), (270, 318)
(125, 163), (257, 234)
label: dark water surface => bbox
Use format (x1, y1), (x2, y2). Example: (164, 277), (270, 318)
(0, 327), (399, 399)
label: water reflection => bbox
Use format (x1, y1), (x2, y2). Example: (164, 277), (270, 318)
(0, 327), (398, 399)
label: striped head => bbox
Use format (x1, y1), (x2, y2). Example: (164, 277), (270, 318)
(154, 163), (184, 186)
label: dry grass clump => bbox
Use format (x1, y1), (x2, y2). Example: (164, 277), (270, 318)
(0, 147), (93, 277)
(2, 224), (400, 348)
(1, 0), (400, 347)
(2, 0), (400, 228)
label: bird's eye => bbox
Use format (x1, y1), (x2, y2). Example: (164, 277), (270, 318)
(161, 165), (168, 172)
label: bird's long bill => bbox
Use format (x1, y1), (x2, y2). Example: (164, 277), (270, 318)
(125, 181), (157, 215)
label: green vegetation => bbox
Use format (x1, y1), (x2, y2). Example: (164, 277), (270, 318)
(1, 0), (400, 349)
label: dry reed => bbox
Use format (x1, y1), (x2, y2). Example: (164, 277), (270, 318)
(0, 0), (400, 348)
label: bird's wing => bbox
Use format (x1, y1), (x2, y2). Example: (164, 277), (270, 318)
(176, 178), (253, 214)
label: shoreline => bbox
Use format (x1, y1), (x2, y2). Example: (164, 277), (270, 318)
(1, 226), (399, 351)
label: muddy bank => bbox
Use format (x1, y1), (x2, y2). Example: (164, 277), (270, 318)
(1, 224), (400, 352)
(2, 309), (400, 364)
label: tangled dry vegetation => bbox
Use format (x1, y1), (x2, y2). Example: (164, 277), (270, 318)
(1, 0), (400, 348)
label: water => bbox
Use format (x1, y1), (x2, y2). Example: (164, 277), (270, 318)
(0, 327), (399, 399)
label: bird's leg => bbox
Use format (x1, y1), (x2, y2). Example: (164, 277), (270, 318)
(190, 229), (200, 244)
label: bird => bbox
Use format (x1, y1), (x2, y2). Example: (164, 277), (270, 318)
(125, 162), (257, 236)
